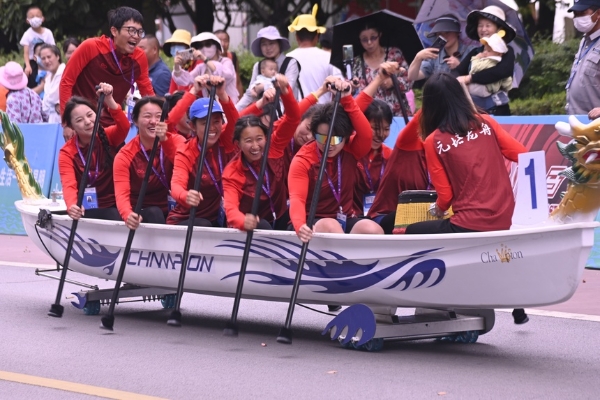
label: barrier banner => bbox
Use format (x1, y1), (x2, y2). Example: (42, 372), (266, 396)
(0, 123), (61, 234)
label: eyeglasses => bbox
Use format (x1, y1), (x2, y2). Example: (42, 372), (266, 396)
(121, 26), (145, 38)
(360, 35), (379, 44)
(314, 134), (344, 146)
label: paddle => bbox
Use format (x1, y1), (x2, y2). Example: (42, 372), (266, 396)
(276, 85), (346, 344)
(390, 74), (410, 125)
(224, 82), (281, 337)
(48, 85), (105, 318)
(100, 96), (170, 331)
(167, 83), (218, 327)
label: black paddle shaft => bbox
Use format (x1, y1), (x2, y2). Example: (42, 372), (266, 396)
(277, 89), (344, 343)
(49, 87), (106, 318)
(225, 83), (282, 335)
(390, 74), (410, 125)
(168, 84), (218, 326)
(100, 97), (171, 330)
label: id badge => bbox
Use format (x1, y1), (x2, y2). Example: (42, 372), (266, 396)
(363, 193), (375, 216)
(167, 194), (176, 212)
(336, 211), (347, 232)
(217, 198), (226, 227)
(83, 187), (98, 209)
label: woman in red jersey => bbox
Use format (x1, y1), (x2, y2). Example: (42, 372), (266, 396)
(59, 83), (129, 221)
(405, 72), (526, 234)
(288, 78), (384, 243)
(113, 96), (186, 229)
(168, 74), (240, 227)
(222, 75), (300, 231)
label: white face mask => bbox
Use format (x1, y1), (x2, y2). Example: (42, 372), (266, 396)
(28, 17), (43, 28)
(202, 45), (217, 59)
(574, 12), (598, 33)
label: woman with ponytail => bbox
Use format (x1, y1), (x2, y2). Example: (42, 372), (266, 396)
(59, 83), (129, 221)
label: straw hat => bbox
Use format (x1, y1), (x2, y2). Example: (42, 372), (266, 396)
(466, 6), (516, 44)
(191, 32), (223, 52)
(251, 26), (291, 57)
(0, 62), (28, 91)
(288, 4), (326, 34)
(163, 29), (192, 57)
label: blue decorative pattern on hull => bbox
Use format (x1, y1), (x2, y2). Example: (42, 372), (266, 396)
(39, 224), (120, 275)
(219, 238), (446, 294)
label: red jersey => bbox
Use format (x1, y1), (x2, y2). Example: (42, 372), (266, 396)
(425, 114), (526, 231)
(60, 35), (154, 127)
(58, 107), (130, 209)
(222, 89), (300, 230)
(167, 97), (240, 225)
(113, 133), (185, 221)
(288, 95), (372, 232)
(281, 95), (319, 168)
(354, 145), (393, 215)
(166, 91), (196, 138)
(367, 110), (430, 218)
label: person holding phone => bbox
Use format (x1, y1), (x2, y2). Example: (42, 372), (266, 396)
(408, 14), (476, 83)
(172, 32), (239, 103)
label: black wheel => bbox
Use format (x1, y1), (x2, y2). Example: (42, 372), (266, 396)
(362, 338), (384, 352)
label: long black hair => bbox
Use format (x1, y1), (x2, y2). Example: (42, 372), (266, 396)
(233, 115), (268, 143)
(419, 72), (482, 139)
(62, 96), (118, 168)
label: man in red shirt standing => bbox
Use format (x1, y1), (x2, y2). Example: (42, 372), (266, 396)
(59, 6), (154, 138)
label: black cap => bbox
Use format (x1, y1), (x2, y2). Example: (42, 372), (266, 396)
(568, 0), (600, 12)
(427, 15), (461, 38)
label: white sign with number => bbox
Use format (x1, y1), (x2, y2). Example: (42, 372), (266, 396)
(511, 151), (549, 228)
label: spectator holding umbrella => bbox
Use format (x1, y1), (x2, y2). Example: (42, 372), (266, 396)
(454, 6), (516, 116)
(352, 24), (412, 117)
(407, 14), (476, 82)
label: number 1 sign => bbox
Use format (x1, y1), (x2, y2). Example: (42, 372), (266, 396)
(511, 151), (549, 228)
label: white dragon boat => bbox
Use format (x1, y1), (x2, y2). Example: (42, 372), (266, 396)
(4, 111), (600, 350)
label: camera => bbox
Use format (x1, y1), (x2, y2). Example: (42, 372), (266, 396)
(176, 48), (194, 63)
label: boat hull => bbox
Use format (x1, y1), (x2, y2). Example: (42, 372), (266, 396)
(17, 200), (596, 309)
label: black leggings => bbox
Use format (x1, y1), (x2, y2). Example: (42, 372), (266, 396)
(83, 207), (121, 221)
(176, 218), (219, 228)
(373, 212), (396, 235)
(405, 218), (477, 234)
(139, 206), (166, 224)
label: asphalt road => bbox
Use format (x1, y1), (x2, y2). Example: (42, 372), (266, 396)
(1, 263), (600, 399)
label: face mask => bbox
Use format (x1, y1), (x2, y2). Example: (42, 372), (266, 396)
(28, 17), (43, 28)
(574, 12), (597, 33)
(202, 45), (217, 59)
(169, 45), (187, 57)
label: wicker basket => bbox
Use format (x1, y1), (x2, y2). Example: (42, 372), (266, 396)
(394, 190), (452, 230)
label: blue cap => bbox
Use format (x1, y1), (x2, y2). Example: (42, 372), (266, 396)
(569, 0), (600, 12)
(189, 98), (224, 119)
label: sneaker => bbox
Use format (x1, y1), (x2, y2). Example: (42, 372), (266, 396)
(328, 305), (342, 312)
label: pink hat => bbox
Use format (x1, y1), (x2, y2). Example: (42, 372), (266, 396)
(0, 62), (28, 90)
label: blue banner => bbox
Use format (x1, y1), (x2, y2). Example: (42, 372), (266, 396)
(0, 123), (61, 234)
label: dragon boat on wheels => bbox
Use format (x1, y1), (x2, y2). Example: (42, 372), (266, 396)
(3, 109), (600, 352)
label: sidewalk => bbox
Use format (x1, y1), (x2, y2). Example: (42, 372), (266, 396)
(1, 234), (599, 316)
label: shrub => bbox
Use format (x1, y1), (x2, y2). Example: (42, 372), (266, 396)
(237, 50), (261, 88)
(510, 92), (566, 115)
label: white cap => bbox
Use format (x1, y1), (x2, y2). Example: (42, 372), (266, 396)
(480, 33), (508, 54)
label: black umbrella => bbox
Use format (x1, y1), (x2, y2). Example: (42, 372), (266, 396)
(330, 10), (423, 73)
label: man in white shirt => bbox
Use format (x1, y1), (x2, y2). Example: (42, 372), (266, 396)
(286, 5), (341, 103)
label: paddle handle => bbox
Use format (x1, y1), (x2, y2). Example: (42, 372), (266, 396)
(171, 85), (218, 316)
(390, 74), (409, 125)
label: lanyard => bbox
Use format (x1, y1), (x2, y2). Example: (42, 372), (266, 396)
(290, 138), (294, 154)
(140, 142), (169, 190)
(363, 155), (385, 193)
(244, 159), (276, 221)
(198, 142), (223, 195)
(316, 148), (342, 208)
(109, 39), (135, 94)
(567, 36), (600, 89)
(75, 135), (99, 186)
